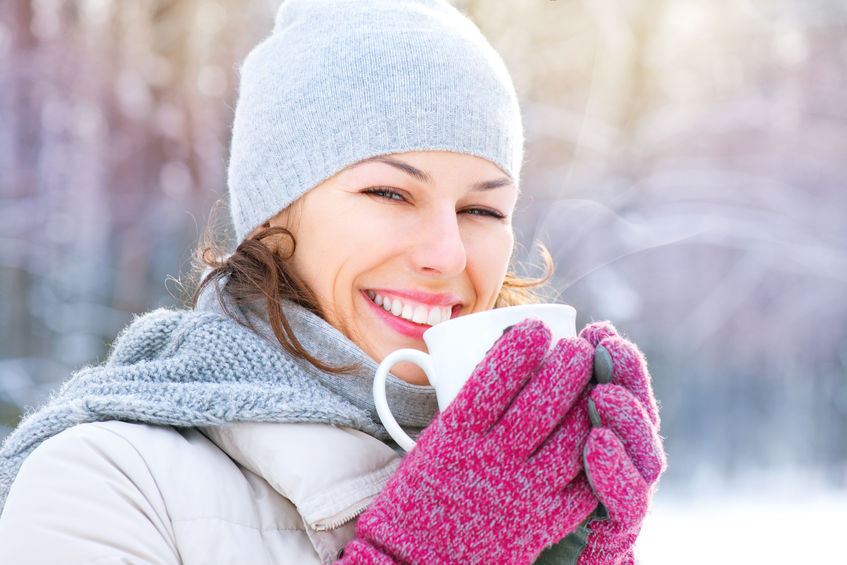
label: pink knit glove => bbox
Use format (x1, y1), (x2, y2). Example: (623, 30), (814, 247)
(337, 319), (600, 565)
(576, 322), (666, 565)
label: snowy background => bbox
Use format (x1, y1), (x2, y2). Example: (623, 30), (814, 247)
(2, 1), (846, 562)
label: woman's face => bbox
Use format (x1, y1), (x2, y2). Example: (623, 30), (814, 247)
(271, 150), (518, 385)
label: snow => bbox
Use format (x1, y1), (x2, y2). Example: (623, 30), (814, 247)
(636, 488), (847, 564)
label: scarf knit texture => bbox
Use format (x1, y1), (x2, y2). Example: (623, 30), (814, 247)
(0, 291), (438, 510)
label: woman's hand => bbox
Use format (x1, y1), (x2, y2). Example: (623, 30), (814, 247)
(577, 322), (667, 565)
(337, 319), (600, 565)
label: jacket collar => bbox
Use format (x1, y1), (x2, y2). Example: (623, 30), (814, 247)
(201, 422), (400, 529)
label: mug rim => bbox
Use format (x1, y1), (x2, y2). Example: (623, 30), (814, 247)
(422, 303), (576, 342)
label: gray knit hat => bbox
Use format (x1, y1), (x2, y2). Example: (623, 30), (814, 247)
(227, 0), (524, 243)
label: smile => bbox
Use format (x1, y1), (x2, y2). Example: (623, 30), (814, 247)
(366, 290), (455, 326)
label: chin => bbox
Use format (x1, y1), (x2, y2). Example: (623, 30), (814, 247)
(393, 368), (430, 386)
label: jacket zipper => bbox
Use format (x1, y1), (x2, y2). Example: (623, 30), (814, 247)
(311, 499), (373, 531)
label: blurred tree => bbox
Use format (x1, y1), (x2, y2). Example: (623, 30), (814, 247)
(1, 0), (846, 489)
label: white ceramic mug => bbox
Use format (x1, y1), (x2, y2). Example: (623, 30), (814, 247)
(373, 303), (577, 451)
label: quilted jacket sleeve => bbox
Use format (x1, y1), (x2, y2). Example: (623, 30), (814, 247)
(0, 423), (181, 565)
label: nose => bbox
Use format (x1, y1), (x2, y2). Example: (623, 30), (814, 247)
(407, 209), (467, 276)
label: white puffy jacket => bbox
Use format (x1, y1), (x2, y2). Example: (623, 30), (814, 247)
(0, 420), (401, 564)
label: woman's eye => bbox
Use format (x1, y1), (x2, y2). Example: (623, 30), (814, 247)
(461, 207), (506, 220)
(363, 187), (405, 201)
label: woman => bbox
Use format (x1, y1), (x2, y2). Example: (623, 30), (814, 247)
(0, 1), (664, 563)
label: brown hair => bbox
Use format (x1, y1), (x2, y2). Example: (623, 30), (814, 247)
(189, 204), (554, 374)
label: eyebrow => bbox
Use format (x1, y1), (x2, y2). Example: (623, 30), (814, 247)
(349, 156), (513, 191)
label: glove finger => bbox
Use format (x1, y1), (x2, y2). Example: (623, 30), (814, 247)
(445, 318), (552, 435)
(583, 427), (650, 530)
(576, 520), (638, 565)
(579, 321), (619, 347)
(529, 391), (592, 487)
(591, 384), (666, 485)
(516, 472), (597, 562)
(492, 337), (593, 459)
(545, 472), (599, 547)
(599, 335), (660, 428)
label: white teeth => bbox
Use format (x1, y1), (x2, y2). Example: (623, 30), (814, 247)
(412, 305), (428, 324)
(368, 292), (456, 326)
(401, 303), (413, 321)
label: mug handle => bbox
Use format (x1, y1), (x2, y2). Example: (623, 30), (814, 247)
(373, 348), (435, 452)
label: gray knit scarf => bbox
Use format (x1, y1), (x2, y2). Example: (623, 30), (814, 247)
(0, 288), (438, 509)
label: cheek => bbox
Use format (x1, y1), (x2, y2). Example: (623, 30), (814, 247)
(465, 227), (513, 308)
(288, 218), (344, 309)
(291, 202), (397, 314)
